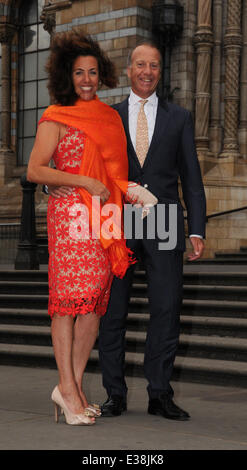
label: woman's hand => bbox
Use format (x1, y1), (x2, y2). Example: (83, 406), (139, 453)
(83, 177), (110, 204)
(47, 186), (74, 198)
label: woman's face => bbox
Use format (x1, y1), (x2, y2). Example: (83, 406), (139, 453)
(72, 55), (99, 101)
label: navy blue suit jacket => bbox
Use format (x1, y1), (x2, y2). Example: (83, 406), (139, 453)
(113, 97), (206, 251)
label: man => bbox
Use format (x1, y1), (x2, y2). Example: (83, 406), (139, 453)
(98, 41), (206, 421)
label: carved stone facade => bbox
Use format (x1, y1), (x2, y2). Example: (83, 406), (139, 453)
(0, 0), (247, 258)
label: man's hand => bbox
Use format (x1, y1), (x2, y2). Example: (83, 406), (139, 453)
(187, 236), (204, 261)
(48, 186), (74, 198)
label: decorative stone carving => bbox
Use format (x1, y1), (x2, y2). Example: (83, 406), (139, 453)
(239, 0), (247, 159)
(40, 9), (56, 35)
(209, 0), (223, 157)
(0, 24), (16, 150)
(220, 0), (242, 159)
(0, 23), (16, 44)
(194, 0), (213, 157)
(43, 1), (72, 12)
(40, 0), (72, 35)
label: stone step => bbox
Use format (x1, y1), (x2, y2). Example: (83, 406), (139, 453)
(131, 283), (247, 301)
(194, 258), (247, 264)
(123, 331), (247, 362)
(1, 293), (247, 319)
(0, 308), (50, 325)
(2, 269), (247, 286)
(1, 324), (247, 362)
(130, 296), (247, 317)
(215, 251), (247, 258)
(0, 324), (52, 346)
(0, 281), (48, 294)
(181, 298), (247, 318)
(172, 355), (247, 388)
(2, 279), (247, 300)
(0, 309), (247, 337)
(128, 313), (247, 337)
(0, 294), (48, 308)
(178, 334), (247, 362)
(134, 269), (247, 286)
(0, 343), (246, 387)
(182, 271), (247, 286)
(0, 270), (48, 282)
(183, 285), (247, 301)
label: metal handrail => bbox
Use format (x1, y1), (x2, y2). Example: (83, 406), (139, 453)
(206, 205), (247, 222)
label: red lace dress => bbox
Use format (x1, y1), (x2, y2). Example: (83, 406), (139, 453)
(47, 126), (113, 318)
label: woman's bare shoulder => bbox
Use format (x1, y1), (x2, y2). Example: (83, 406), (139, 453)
(38, 120), (67, 141)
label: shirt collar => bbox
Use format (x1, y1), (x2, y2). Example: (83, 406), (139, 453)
(129, 90), (158, 106)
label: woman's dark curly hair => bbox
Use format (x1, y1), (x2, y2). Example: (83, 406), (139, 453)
(46, 29), (118, 105)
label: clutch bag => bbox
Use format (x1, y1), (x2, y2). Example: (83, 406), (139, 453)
(126, 182), (158, 218)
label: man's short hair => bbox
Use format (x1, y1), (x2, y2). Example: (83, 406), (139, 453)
(127, 39), (163, 68)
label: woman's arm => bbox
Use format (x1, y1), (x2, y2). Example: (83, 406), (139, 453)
(27, 121), (110, 203)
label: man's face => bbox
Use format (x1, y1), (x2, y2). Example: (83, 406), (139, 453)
(127, 45), (162, 99)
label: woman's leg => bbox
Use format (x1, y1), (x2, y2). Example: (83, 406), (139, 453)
(72, 312), (100, 407)
(51, 314), (87, 414)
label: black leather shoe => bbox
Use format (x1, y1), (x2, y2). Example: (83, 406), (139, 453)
(148, 394), (190, 421)
(101, 395), (127, 417)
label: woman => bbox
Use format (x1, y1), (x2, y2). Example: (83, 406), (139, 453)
(27, 30), (134, 426)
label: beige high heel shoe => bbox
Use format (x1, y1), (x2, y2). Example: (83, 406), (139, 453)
(85, 403), (102, 417)
(51, 386), (95, 425)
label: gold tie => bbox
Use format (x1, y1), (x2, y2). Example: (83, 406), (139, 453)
(136, 99), (149, 167)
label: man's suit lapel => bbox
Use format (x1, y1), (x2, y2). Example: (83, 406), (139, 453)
(142, 98), (170, 169)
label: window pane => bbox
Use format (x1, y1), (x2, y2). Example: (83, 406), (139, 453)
(24, 1), (37, 25)
(18, 110), (24, 136)
(38, 80), (49, 107)
(38, 24), (50, 50)
(19, 55), (24, 81)
(19, 83), (24, 110)
(18, 0), (50, 166)
(18, 139), (23, 163)
(37, 107), (46, 122)
(24, 82), (37, 109)
(23, 137), (35, 164)
(38, 0), (45, 18)
(24, 53), (37, 81)
(23, 110), (37, 137)
(24, 25), (37, 52)
(38, 50), (49, 79)
(0, 88), (1, 139)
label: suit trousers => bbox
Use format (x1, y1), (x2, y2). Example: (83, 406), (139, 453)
(98, 233), (184, 400)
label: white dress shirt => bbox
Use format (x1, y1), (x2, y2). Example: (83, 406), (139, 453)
(128, 90), (202, 241)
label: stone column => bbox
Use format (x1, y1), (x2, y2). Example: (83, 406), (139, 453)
(209, 0), (223, 157)
(193, 0), (213, 160)
(0, 23), (16, 185)
(239, 0), (247, 159)
(219, 0), (242, 159)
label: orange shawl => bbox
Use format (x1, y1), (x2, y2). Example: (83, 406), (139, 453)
(40, 96), (135, 278)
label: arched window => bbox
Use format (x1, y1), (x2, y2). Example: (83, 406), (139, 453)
(18, 0), (50, 165)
